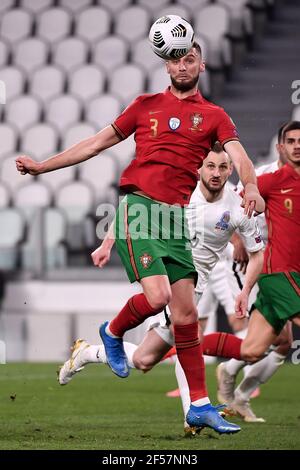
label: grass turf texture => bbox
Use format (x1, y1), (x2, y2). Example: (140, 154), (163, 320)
(0, 363), (299, 450)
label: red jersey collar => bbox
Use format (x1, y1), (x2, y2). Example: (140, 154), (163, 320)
(164, 86), (204, 103)
(283, 162), (300, 179)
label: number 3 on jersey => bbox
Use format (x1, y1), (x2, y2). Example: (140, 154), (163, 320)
(150, 118), (158, 137)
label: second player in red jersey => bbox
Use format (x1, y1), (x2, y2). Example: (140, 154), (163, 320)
(257, 162), (300, 274)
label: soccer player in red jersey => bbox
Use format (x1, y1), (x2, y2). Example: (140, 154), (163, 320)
(16, 42), (264, 434)
(217, 121), (300, 418)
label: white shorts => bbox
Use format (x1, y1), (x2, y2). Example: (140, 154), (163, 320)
(197, 259), (236, 319)
(147, 311), (174, 346)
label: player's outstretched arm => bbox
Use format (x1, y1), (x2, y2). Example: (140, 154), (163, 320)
(91, 221), (115, 268)
(224, 141), (265, 217)
(235, 249), (264, 318)
(16, 125), (121, 176)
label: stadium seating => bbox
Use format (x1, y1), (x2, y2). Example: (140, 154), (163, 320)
(14, 38), (49, 75)
(5, 95), (42, 133)
(13, 181), (52, 220)
(0, 208), (24, 270)
(78, 152), (118, 200)
(109, 63), (145, 105)
(30, 65), (65, 104)
(0, 155), (34, 192)
(93, 36), (128, 73)
(0, 124), (17, 159)
(22, 124), (58, 161)
(97, 0), (131, 15)
(0, 39), (9, 67)
(45, 95), (82, 133)
(21, 207), (67, 269)
(0, 9), (32, 45)
(62, 123), (96, 148)
(36, 8), (71, 43)
(76, 7), (111, 43)
(52, 38), (89, 73)
(0, 66), (25, 101)
(39, 166), (76, 193)
(59, 0), (93, 14)
(69, 65), (106, 102)
(20, 0), (54, 14)
(0, 0), (16, 15)
(0, 182), (10, 208)
(115, 6), (150, 44)
(85, 95), (121, 130)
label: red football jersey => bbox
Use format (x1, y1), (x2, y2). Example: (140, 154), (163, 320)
(257, 163), (300, 273)
(112, 88), (238, 205)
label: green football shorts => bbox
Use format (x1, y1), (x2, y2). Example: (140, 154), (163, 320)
(114, 193), (197, 284)
(253, 272), (300, 334)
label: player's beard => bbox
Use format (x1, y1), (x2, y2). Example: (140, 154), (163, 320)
(171, 74), (199, 92)
(202, 177), (227, 194)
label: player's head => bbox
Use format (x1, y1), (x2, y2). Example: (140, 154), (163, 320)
(165, 41), (205, 92)
(280, 121), (300, 167)
(200, 142), (233, 194)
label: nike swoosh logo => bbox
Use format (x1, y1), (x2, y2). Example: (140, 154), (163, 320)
(280, 188), (293, 194)
(149, 110), (162, 115)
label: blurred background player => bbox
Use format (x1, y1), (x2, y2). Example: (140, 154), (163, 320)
(217, 122), (297, 421)
(218, 120), (300, 420)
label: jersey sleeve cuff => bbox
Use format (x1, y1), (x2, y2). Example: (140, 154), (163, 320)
(112, 123), (127, 140)
(221, 138), (240, 147)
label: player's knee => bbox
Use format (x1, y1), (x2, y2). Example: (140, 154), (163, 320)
(147, 289), (172, 310)
(133, 354), (156, 372)
(241, 343), (264, 363)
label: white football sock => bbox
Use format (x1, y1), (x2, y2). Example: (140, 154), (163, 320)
(174, 359), (210, 423)
(235, 351), (286, 401)
(225, 358), (247, 377)
(175, 358), (190, 420)
(123, 342), (138, 369)
(224, 327), (248, 377)
(82, 345), (107, 364)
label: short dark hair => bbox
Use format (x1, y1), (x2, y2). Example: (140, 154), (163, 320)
(211, 141), (223, 153)
(192, 41), (202, 57)
(277, 122), (288, 143)
(282, 121), (300, 141)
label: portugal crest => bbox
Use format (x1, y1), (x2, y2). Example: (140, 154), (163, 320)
(189, 113), (203, 131)
(139, 253), (153, 269)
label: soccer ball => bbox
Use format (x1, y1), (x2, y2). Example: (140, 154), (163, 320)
(149, 15), (194, 60)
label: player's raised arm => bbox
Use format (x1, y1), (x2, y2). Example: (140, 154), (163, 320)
(224, 140), (265, 217)
(16, 125), (121, 176)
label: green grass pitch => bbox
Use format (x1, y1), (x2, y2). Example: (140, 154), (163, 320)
(0, 362), (299, 450)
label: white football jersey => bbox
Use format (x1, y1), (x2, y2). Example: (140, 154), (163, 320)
(186, 184), (263, 294)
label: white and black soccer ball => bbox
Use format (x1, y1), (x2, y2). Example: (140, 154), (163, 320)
(149, 15), (194, 60)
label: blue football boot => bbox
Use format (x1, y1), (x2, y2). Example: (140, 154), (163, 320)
(186, 403), (241, 435)
(99, 321), (129, 378)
